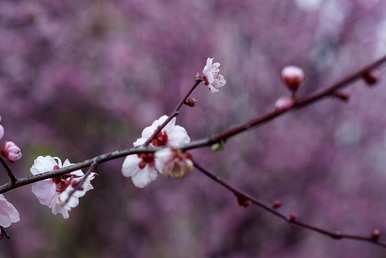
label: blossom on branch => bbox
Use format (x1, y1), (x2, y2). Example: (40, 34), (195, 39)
(202, 57), (226, 93)
(0, 194), (20, 228)
(122, 115), (191, 188)
(133, 115), (190, 147)
(30, 156), (96, 219)
(1, 141), (22, 162)
(155, 148), (193, 178)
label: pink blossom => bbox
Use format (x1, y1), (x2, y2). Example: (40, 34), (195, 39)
(274, 97), (295, 111)
(0, 194), (20, 228)
(202, 57), (226, 93)
(122, 115), (191, 188)
(31, 156), (96, 219)
(281, 66), (304, 92)
(2, 141), (22, 162)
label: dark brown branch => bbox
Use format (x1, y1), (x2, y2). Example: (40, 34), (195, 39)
(62, 159), (99, 206)
(182, 55), (386, 151)
(193, 161), (386, 249)
(143, 79), (202, 146)
(0, 157), (17, 185)
(0, 56), (385, 194)
(0, 226), (10, 240)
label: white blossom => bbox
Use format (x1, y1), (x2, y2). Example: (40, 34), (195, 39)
(155, 148), (193, 178)
(31, 156), (96, 219)
(133, 115), (190, 147)
(202, 57), (226, 93)
(0, 194), (20, 228)
(122, 115), (191, 188)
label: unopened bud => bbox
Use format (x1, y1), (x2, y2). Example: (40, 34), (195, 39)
(272, 200), (282, 209)
(362, 71), (377, 86)
(288, 213), (297, 222)
(281, 66), (304, 92)
(1, 141), (22, 162)
(211, 141), (225, 152)
(371, 228), (381, 241)
(184, 97), (197, 107)
(274, 97), (294, 111)
(236, 193), (251, 208)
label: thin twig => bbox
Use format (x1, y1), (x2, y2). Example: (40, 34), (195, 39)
(62, 159), (99, 206)
(0, 226), (10, 240)
(0, 157), (17, 185)
(143, 79), (202, 146)
(193, 161), (386, 249)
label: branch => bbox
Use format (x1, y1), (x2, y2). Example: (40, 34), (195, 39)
(62, 158), (99, 206)
(0, 226), (10, 240)
(143, 78), (202, 146)
(0, 56), (385, 194)
(193, 161), (386, 249)
(182, 55), (386, 151)
(0, 157), (17, 185)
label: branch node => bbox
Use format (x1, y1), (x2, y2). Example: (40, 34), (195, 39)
(362, 71), (378, 86)
(272, 200), (282, 209)
(332, 91), (350, 103)
(235, 193), (251, 208)
(372, 228), (381, 241)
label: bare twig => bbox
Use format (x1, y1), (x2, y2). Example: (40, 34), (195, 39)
(62, 159), (99, 206)
(193, 161), (386, 249)
(143, 79), (202, 146)
(0, 157), (17, 185)
(0, 226), (10, 240)
(1, 55), (386, 195)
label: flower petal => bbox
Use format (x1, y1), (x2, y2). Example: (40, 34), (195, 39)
(131, 166), (158, 188)
(122, 155), (141, 178)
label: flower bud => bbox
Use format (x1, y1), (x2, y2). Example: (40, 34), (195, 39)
(2, 141), (22, 162)
(281, 66), (304, 92)
(184, 97), (197, 107)
(274, 97), (294, 111)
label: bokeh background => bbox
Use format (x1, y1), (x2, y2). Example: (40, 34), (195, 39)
(1, 0), (386, 257)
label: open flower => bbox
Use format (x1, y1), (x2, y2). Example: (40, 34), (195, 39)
(133, 115), (190, 147)
(122, 115), (191, 188)
(31, 156), (96, 219)
(0, 194), (20, 228)
(155, 148), (193, 178)
(202, 57), (226, 93)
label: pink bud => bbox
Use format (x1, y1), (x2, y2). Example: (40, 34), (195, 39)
(2, 141), (22, 162)
(281, 66), (304, 92)
(274, 97), (294, 111)
(0, 125), (4, 141)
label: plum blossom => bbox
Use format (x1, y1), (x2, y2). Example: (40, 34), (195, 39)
(0, 194), (20, 228)
(155, 148), (193, 178)
(202, 57), (226, 93)
(133, 115), (190, 147)
(122, 115), (191, 188)
(275, 96), (295, 111)
(31, 156), (96, 219)
(281, 65), (304, 92)
(2, 141), (22, 162)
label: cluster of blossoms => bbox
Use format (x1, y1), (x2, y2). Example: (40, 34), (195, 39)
(0, 57), (226, 233)
(0, 116), (22, 232)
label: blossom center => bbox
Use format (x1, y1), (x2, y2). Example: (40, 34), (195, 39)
(138, 153), (155, 169)
(151, 131), (168, 146)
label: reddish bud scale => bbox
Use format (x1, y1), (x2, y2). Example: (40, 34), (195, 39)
(272, 200), (282, 209)
(362, 71), (377, 86)
(236, 194), (251, 208)
(281, 66), (304, 92)
(288, 213), (297, 222)
(372, 229), (381, 241)
(151, 131), (168, 146)
(137, 153), (155, 169)
(184, 97), (197, 107)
